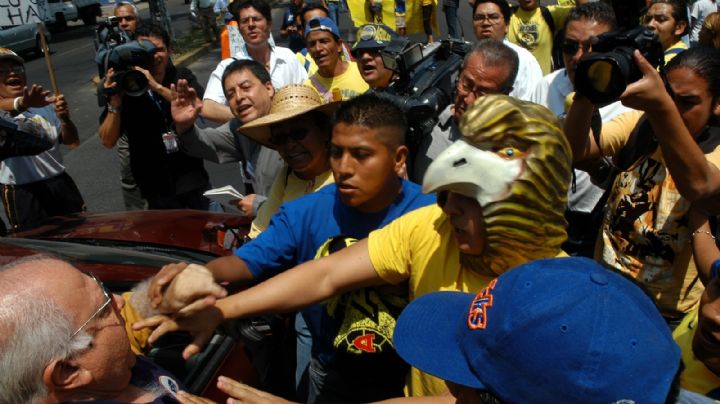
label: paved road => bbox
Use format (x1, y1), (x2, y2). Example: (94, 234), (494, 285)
(8, 0), (478, 220)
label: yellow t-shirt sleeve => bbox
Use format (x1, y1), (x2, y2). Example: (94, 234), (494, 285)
(549, 5), (573, 31)
(367, 210), (422, 285)
(249, 166), (289, 238)
(599, 110), (644, 157)
(121, 291), (153, 355)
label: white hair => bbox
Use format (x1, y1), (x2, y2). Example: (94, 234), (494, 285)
(114, 1), (139, 17)
(0, 275), (92, 403)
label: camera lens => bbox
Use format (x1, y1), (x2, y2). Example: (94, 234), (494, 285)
(120, 70), (149, 97)
(575, 52), (631, 106)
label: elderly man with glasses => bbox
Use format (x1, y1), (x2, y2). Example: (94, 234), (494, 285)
(410, 38), (518, 183)
(0, 255), (226, 403)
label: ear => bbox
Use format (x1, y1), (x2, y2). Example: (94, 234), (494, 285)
(266, 82), (275, 98)
(393, 145), (409, 174)
(674, 20), (688, 37)
(712, 98), (720, 118)
(43, 358), (83, 395)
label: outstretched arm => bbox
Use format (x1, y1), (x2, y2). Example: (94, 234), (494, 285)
(135, 239), (387, 359)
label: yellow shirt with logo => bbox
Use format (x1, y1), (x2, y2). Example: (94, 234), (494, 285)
(304, 61), (369, 101)
(507, 6), (572, 75)
(673, 308), (720, 398)
(596, 110), (720, 317)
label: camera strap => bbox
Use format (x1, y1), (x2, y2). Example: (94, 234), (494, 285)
(147, 91), (171, 133)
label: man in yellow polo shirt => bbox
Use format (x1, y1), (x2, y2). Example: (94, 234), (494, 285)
(138, 95), (573, 398)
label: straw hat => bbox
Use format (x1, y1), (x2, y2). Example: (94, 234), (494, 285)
(240, 84), (340, 148)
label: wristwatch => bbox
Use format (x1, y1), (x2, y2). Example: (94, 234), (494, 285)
(107, 104), (121, 114)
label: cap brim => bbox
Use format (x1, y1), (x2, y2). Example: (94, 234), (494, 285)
(393, 291), (487, 389)
(239, 100), (341, 148)
(0, 54), (24, 65)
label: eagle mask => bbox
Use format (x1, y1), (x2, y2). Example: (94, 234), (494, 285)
(423, 94), (572, 276)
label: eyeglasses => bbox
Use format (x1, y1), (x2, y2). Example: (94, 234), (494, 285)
(472, 13), (503, 24)
(239, 15), (264, 25)
(0, 65), (24, 77)
(269, 127), (310, 146)
(70, 273), (113, 339)
(560, 39), (592, 55)
(456, 76), (501, 98)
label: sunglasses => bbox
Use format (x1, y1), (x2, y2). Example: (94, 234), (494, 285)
(269, 127), (310, 146)
(70, 273), (113, 339)
(0, 65), (24, 77)
(561, 39), (591, 55)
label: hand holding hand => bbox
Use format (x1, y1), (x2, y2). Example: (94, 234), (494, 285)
(132, 305), (224, 359)
(150, 262), (227, 315)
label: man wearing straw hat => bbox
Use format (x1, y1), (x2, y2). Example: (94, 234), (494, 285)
(0, 48), (84, 233)
(146, 92), (436, 402)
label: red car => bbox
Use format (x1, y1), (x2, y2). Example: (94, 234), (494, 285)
(0, 210), (293, 401)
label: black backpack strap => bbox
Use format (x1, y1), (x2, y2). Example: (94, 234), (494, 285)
(539, 5), (555, 33)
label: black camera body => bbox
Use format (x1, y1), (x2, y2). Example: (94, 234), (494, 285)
(95, 17), (157, 97)
(575, 27), (663, 106)
(379, 38), (471, 145)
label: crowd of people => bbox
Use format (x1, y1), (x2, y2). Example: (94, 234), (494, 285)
(3, 0), (720, 402)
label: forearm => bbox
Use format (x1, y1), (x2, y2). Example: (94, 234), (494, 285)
(150, 82), (173, 102)
(691, 218), (720, 285)
(0, 97), (17, 112)
(59, 119), (80, 148)
(202, 99), (234, 123)
(214, 239), (385, 320)
(646, 103), (720, 201)
(563, 95), (601, 162)
(205, 255), (255, 283)
(98, 111), (123, 148)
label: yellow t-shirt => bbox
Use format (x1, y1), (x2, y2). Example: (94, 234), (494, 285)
(507, 6), (572, 75)
(370, 204), (556, 396)
(664, 40), (688, 65)
(596, 110), (720, 317)
(296, 50), (319, 77)
(249, 166), (334, 238)
(304, 61), (370, 102)
(673, 308), (720, 398)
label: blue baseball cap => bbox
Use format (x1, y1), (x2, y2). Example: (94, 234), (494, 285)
(393, 257), (681, 403)
(305, 17), (340, 39)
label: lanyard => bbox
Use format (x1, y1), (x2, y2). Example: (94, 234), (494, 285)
(147, 90), (171, 132)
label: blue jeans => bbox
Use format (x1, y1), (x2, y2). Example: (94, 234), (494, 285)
(444, 5), (459, 39)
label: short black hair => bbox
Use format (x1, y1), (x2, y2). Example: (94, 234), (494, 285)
(472, 0), (511, 23)
(231, 0), (272, 23)
(135, 22), (170, 48)
(564, 1), (617, 31)
(221, 59), (272, 96)
(650, 0), (689, 33)
(333, 93), (407, 148)
(666, 46), (720, 103)
(300, 2), (329, 26)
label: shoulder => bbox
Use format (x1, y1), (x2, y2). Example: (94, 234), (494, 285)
(274, 46), (302, 61)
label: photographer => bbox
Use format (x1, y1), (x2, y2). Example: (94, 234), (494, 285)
(411, 39), (518, 182)
(644, 0), (689, 64)
(564, 46), (720, 324)
(114, 1), (139, 34)
(98, 24), (211, 210)
(350, 23), (400, 90)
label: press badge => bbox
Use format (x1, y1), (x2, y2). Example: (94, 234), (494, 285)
(162, 131), (179, 154)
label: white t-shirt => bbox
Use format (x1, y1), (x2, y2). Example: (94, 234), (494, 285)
(0, 105), (65, 185)
(204, 44), (308, 105)
(691, 0), (718, 43)
(504, 39), (544, 102)
(533, 68), (631, 213)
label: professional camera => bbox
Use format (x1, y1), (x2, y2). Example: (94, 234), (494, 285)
(574, 27), (663, 106)
(95, 17), (157, 97)
(378, 38), (471, 145)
